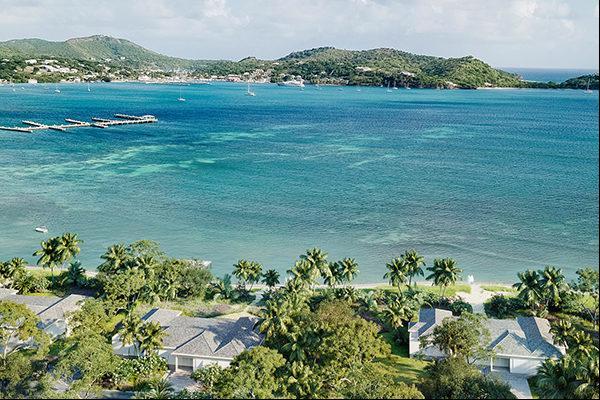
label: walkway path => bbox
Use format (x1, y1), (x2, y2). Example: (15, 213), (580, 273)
(457, 284), (512, 313)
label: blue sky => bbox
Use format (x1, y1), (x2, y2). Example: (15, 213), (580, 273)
(1, 0), (598, 68)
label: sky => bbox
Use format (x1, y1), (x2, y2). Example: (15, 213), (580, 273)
(0, 0), (598, 68)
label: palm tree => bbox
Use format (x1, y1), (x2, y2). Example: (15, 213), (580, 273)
(247, 261), (263, 290)
(403, 249), (425, 287)
(0, 257), (27, 286)
(12, 271), (37, 294)
(288, 259), (318, 289)
(139, 321), (165, 356)
(257, 300), (292, 340)
(233, 259), (253, 290)
(513, 270), (544, 314)
(550, 319), (574, 348)
(261, 269), (280, 291)
(33, 237), (60, 284)
(383, 293), (419, 329)
(321, 262), (341, 289)
(281, 328), (318, 364)
(536, 357), (579, 399)
(62, 260), (86, 288)
(56, 232), (82, 272)
(99, 243), (129, 274)
(540, 266), (566, 308)
(301, 248), (328, 276)
(384, 257), (409, 291)
(132, 255), (157, 280)
(426, 258), (462, 297)
(120, 313), (144, 356)
(567, 332), (595, 359)
(573, 356), (599, 399)
(338, 258), (359, 284)
(136, 378), (174, 399)
(210, 274), (234, 300)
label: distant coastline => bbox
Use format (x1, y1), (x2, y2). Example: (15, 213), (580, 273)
(1, 35), (598, 90)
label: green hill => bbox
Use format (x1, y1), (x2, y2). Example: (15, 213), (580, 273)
(272, 47), (522, 88)
(561, 74), (599, 90)
(0, 35), (190, 69)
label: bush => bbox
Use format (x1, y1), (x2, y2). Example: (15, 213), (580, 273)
(176, 264), (212, 299)
(113, 354), (168, 389)
(420, 358), (516, 399)
(449, 300), (473, 316)
(484, 295), (525, 319)
(13, 272), (49, 294)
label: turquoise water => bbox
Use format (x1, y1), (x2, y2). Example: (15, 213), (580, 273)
(502, 67), (598, 83)
(0, 83), (598, 283)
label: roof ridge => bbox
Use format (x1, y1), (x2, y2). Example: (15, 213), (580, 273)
(173, 328), (207, 352)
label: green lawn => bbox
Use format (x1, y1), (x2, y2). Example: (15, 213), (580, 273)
(481, 285), (516, 293)
(146, 298), (253, 318)
(372, 283), (472, 296)
(372, 332), (429, 385)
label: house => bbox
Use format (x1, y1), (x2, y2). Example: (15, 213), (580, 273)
(113, 308), (263, 372)
(408, 308), (565, 375)
(0, 288), (88, 338)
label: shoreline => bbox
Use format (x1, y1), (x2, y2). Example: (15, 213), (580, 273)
(24, 265), (516, 288)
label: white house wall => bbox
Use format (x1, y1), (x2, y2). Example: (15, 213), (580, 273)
(510, 357), (541, 375)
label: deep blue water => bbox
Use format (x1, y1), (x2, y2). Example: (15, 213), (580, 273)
(502, 67), (598, 83)
(0, 82), (598, 282)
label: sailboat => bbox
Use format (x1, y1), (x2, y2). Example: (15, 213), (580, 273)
(585, 78), (592, 93)
(87, 82), (91, 92)
(386, 82), (392, 92)
(177, 87), (186, 101)
(245, 81), (256, 96)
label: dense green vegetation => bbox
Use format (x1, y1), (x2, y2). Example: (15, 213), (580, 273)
(0, 36), (190, 69)
(1, 236), (598, 398)
(5, 35), (592, 89)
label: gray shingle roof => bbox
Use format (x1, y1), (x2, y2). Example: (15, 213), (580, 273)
(37, 294), (88, 321)
(409, 307), (453, 336)
(413, 308), (563, 359)
(142, 308), (182, 326)
(3, 294), (62, 314)
(140, 308), (263, 360)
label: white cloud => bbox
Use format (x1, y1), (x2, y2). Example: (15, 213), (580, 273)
(0, 0), (597, 68)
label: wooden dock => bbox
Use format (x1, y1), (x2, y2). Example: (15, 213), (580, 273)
(0, 114), (157, 133)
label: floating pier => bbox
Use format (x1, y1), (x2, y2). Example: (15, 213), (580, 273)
(0, 114), (157, 133)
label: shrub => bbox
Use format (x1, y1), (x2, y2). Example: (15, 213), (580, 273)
(484, 295), (525, 319)
(13, 272), (49, 294)
(176, 264), (212, 299)
(449, 300), (473, 316)
(113, 354), (168, 389)
(420, 358), (516, 399)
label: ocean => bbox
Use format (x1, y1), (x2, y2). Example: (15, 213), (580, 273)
(502, 67), (598, 83)
(0, 82), (598, 283)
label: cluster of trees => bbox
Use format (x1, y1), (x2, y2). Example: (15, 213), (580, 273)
(192, 301), (422, 399)
(95, 240), (212, 313)
(0, 233), (87, 295)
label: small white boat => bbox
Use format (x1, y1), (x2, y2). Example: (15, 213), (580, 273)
(177, 87), (186, 101)
(245, 82), (256, 96)
(277, 77), (305, 87)
(54, 89), (61, 93)
(87, 82), (91, 92)
(35, 226), (48, 233)
(585, 78), (592, 93)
